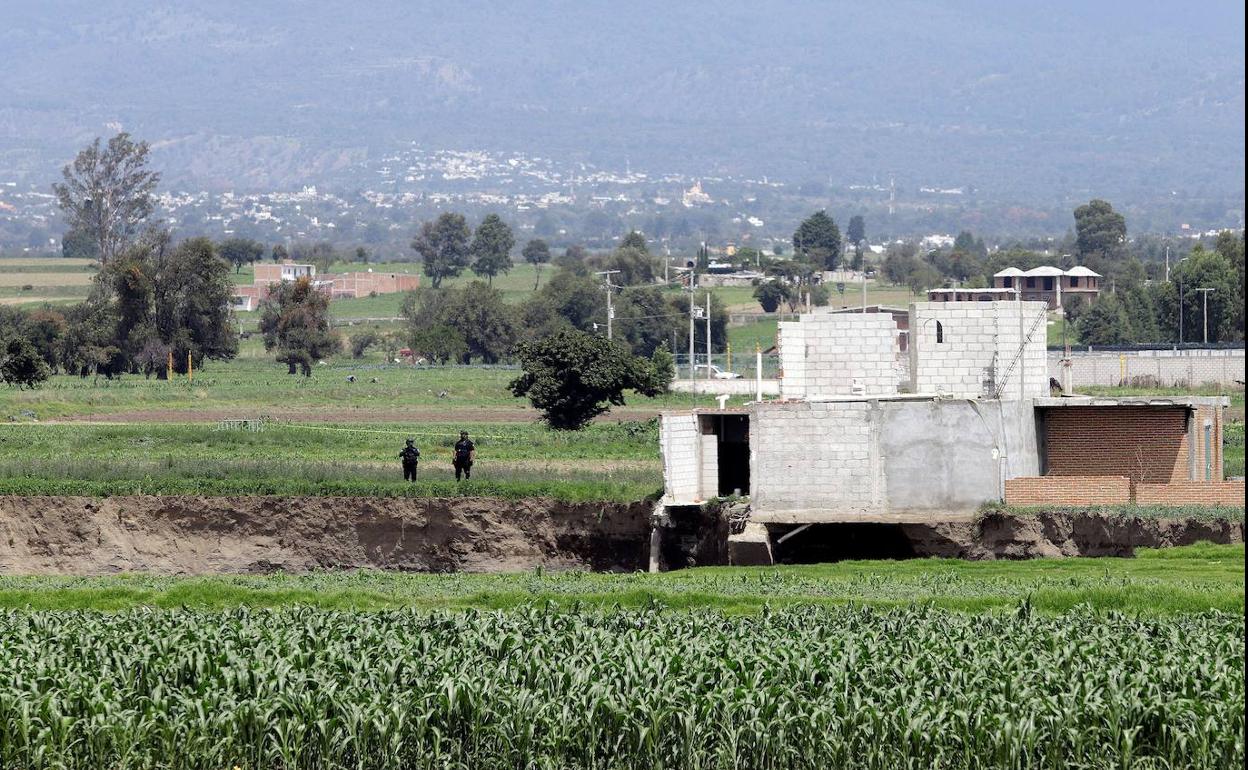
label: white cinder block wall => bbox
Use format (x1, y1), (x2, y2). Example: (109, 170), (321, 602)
(778, 321), (806, 399)
(659, 413), (701, 504)
(779, 314), (898, 398)
(909, 301), (1048, 400)
(749, 401), (877, 511)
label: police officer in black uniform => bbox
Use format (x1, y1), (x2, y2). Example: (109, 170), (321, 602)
(453, 431), (475, 481)
(399, 438), (421, 481)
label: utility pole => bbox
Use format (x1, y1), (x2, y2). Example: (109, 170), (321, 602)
(688, 275), (696, 380)
(1164, 244), (1170, 282)
(705, 292), (712, 380)
(595, 270), (620, 340)
(1195, 288), (1215, 344)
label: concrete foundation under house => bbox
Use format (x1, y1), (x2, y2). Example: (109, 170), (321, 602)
(655, 300), (1235, 567)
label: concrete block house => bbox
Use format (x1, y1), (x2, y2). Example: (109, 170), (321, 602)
(658, 300), (1236, 562)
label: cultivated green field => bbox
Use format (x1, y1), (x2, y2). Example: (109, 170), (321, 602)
(2, 542), (1241, 614)
(2, 545), (1243, 765)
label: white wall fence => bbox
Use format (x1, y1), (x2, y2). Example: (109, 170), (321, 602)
(1048, 349), (1246, 388)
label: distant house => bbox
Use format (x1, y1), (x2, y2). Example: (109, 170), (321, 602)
(990, 266), (1101, 310)
(230, 260), (419, 312)
(926, 287), (1019, 303)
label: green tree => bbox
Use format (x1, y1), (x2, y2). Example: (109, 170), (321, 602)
(1120, 285), (1160, 343)
(155, 237), (239, 369)
(470, 213), (515, 286)
(620, 231), (648, 252)
(519, 269), (602, 338)
(522, 238), (552, 289)
(810, 283), (831, 307)
(258, 277), (341, 376)
(752, 279), (791, 313)
(1159, 245), (1241, 343)
(61, 225), (99, 260)
(509, 329), (669, 430)
(412, 213), (471, 288)
(403, 282), (517, 363)
(906, 264), (942, 296)
(290, 241), (336, 274)
(409, 324), (467, 364)
(0, 337), (50, 389)
(792, 210), (842, 270)
(218, 237), (265, 273)
(846, 215), (866, 270)
(271, 243), (288, 263)
(592, 246), (659, 286)
(1074, 199), (1127, 264)
(52, 133), (160, 264)
(616, 286), (676, 356)
(555, 244), (589, 272)
(349, 330), (381, 359)
(1078, 294), (1133, 346)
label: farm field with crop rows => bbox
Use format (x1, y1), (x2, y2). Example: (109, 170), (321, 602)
(1, 600), (1242, 769)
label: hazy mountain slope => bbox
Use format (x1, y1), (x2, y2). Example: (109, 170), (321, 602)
(1, 0), (1242, 208)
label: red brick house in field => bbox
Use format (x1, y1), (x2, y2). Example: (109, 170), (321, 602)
(231, 261), (419, 311)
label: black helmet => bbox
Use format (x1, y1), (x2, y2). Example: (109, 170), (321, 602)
(406, 438), (414, 445)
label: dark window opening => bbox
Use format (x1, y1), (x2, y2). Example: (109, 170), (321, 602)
(1043, 276), (1054, 291)
(1070, 276), (1079, 287)
(772, 523), (918, 563)
(1002, 276), (1013, 288)
(936, 321), (944, 343)
(1026, 277), (1036, 288)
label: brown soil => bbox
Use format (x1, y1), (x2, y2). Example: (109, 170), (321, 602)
(0, 496), (652, 575)
(901, 510), (1244, 559)
(1, 497), (1240, 575)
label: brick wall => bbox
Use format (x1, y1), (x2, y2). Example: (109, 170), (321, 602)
(909, 301), (1048, 400)
(660, 414), (700, 504)
(1135, 480), (1245, 506)
(777, 321), (806, 399)
(1004, 476), (1132, 505)
(1043, 406), (1191, 483)
(750, 401), (874, 510)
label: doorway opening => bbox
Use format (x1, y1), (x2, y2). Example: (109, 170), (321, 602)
(700, 413), (750, 497)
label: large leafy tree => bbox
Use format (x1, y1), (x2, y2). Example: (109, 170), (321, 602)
(753, 279), (791, 313)
(258, 277), (341, 376)
(412, 213), (471, 288)
(53, 133), (160, 265)
(218, 237), (265, 273)
(1074, 199), (1127, 264)
(509, 329), (670, 430)
(590, 246), (659, 286)
(1078, 294), (1133, 346)
(402, 282), (518, 363)
(518, 269), (602, 339)
(616, 286), (676, 356)
(1155, 244), (1241, 343)
(0, 337), (50, 390)
(470, 214), (515, 286)
(522, 238), (551, 289)
(792, 210), (842, 270)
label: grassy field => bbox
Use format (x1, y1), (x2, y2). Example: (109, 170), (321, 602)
(0, 420), (663, 501)
(1, 542), (1240, 614)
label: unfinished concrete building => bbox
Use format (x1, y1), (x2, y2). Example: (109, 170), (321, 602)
(657, 301), (1236, 565)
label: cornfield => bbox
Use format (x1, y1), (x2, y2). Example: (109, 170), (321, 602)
(0, 605), (1241, 769)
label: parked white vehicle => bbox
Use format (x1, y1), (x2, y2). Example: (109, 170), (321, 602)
(693, 364), (742, 380)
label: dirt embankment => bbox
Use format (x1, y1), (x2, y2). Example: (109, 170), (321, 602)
(0, 496), (653, 575)
(901, 510), (1245, 559)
